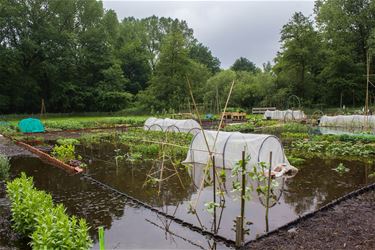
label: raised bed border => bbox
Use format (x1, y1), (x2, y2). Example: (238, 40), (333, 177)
(15, 141), (83, 174)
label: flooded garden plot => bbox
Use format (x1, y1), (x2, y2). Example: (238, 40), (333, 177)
(1, 120), (375, 249)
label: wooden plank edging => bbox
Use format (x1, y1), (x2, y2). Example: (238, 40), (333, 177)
(16, 141), (83, 174)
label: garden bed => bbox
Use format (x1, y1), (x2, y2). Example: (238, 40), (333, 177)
(246, 187), (375, 249)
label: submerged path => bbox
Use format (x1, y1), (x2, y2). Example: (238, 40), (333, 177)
(246, 188), (375, 249)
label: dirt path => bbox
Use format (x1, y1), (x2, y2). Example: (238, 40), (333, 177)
(246, 189), (375, 249)
(0, 135), (36, 158)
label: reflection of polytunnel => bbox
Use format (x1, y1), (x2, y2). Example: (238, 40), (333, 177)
(263, 110), (306, 121)
(319, 115), (375, 128)
(144, 118), (202, 134)
(183, 130), (290, 171)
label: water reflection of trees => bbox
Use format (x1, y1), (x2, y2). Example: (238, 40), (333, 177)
(78, 143), (196, 207)
(282, 157), (372, 215)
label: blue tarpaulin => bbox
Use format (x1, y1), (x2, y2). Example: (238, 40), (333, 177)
(18, 118), (45, 133)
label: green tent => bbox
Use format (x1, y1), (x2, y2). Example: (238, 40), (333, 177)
(18, 118), (45, 133)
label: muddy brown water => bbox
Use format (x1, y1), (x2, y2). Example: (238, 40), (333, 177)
(2, 144), (375, 249)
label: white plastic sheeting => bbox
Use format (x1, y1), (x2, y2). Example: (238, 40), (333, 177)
(144, 117), (202, 134)
(263, 109), (306, 121)
(319, 115), (375, 128)
(183, 130), (291, 174)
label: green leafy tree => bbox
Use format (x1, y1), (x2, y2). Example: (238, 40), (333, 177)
(230, 57), (258, 73)
(273, 12), (323, 104)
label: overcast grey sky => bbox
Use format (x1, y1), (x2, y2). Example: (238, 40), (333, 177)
(102, 1), (315, 68)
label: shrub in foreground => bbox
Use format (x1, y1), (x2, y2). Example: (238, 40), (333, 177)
(6, 173), (92, 249)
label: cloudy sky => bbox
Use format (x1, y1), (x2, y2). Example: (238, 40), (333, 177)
(102, 0), (315, 68)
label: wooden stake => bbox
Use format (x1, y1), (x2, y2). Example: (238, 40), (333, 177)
(265, 151), (273, 232)
(40, 98), (46, 117)
(235, 216), (243, 247)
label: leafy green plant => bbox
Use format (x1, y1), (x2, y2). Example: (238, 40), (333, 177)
(281, 132), (309, 140)
(332, 163), (350, 175)
(31, 204), (92, 249)
(287, 156), (305, 166)
(56, 138), (80, 146)
(224, 123), (255, 133)
(6, 173), (54, 235)
(0, 154), (10, 180)
(51, 144), (76, 163)
(204, 201), (220, 214)
(282, 123), (309, 133)
(6, 173), (92, 249)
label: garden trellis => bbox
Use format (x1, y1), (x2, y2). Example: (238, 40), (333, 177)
(144, 118), (202, 134)
(183, 130), (293, 177)
(263, 109), (306, 121)
(319, 115), (375, 128)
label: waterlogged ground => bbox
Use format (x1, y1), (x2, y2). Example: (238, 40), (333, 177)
(1, 136), (374, 248)
(76, 144), (375, 243)
(4, 157), (226, 250)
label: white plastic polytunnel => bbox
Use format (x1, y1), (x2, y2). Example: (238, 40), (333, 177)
(144, 117), (202, 134)
(263, 109), (306, 121)
(183, 130), (293, 176)
(319, 115), (375, 128)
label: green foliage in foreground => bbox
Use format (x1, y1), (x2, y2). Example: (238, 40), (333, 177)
(6, 173), (92, 249)
(0, 154), (10, 180)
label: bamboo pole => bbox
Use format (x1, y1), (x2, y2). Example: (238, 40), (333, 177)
(240, 150), (246, 242)
(212, 155), (217, 234)
(186, 76), (231, 209)
(235, 216), (242, 247)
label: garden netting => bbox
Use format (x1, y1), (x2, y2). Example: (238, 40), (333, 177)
(263, 110), (306, 121)
(144, 118), (201, 134)
(183, 130), (295, 177)
(319, 115), (375, 128)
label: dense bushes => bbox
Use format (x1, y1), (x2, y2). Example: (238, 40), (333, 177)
(6, 173), (92, 249)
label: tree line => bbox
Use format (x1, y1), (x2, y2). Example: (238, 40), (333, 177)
(0, 0), (374, 114)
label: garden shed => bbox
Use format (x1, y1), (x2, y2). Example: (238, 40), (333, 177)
(183, 130), (292, 176)
(144, 117), (201, 134)
(319, 115), (375, 128)
(264, 109), (306, 121)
